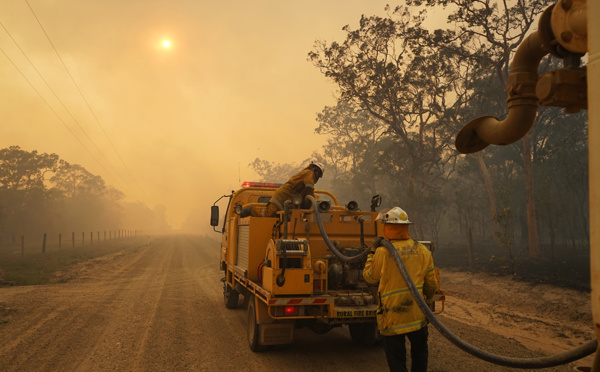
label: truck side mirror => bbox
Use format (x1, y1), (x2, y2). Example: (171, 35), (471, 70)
(210, 206), (219, 226)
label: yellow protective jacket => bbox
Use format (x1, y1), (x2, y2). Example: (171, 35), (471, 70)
(363, 239), (438, 336)
(269, 168), (316, 210)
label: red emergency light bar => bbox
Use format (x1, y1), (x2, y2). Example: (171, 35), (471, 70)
(241, 181), (283, 188)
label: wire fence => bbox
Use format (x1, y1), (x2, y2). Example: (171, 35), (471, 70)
(0, 230), (141, 256)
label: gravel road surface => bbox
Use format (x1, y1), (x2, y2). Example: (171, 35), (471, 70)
(0, 235), (593, 371)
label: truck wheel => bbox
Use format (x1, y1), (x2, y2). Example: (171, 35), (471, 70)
(247, 296), (266, 352)
(349, 322), (378, 345)
(224, 284), (239, 309)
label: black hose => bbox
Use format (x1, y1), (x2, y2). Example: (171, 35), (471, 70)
(358, 217), (366, 248)
(307, 195), (371, 263)
(378, 238), (597, 369)
(305, 195), (596, 367)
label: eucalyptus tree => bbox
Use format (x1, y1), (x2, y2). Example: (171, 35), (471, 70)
(0, 146), (60, 239)
(314, 100), (388, 205)
(309, 6), (462, 234)
(249, 158), (308, 184)
(533, 107), (588, 254)
(407, 0), (555, 257)
(51, 162), (124, 232)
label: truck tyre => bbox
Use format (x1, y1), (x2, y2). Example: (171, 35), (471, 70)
(349, 322), (378, 345)
(224, 284), (239, 309)
(247, 296), (266, 352)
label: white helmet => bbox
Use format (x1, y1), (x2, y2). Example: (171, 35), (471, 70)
(383, 207), (412, 224)
(311, 162), (325, 177)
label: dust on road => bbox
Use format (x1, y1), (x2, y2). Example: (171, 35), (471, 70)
(0, 235), (593, 371)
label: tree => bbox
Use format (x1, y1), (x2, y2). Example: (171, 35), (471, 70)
(51, 163), (106, 198)
(309, 6), (461, 233)
(50, 162), (119, 231)
(442, 69), (507, 248)
(249, 158), (307, 184)
(315, 100), (387, 204)
(0, 146), (162, 241)
(0, 146), (59, 191)
(0, 146), (60, 239)
(408, 0), (555, 257)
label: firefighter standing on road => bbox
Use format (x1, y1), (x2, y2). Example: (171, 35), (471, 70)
(244, 162), (324, 217)
(363, 207), (438, 372)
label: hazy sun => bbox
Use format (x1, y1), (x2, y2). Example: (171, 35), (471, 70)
(163, 40), (171, 48)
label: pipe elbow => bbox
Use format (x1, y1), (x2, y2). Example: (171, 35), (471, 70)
(455, 31), (550, 154)
(455, 106), (538, 153)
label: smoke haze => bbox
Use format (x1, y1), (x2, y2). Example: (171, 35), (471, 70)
(0, 1), (393, 232)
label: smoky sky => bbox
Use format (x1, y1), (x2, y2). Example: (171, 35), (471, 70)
(0, 0), (397, 231)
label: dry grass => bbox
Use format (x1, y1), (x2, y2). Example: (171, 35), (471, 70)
(0, 237), (146, 286)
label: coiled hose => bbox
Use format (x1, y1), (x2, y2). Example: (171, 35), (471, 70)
(377, 238), (597, 369)
(306, 195), (597, 368)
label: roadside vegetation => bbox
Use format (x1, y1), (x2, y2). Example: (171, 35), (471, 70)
(0, 146), (172, 250)
(0, 237), (144, 286)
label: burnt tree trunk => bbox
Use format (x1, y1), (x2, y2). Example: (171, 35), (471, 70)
(476, 153), (502, 248)
(522, 133), (540, 258)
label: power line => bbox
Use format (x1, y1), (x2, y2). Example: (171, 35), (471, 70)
(0, 21), (131, 193)
(25, 0), (145, 198)
(0, 41), (115, 180)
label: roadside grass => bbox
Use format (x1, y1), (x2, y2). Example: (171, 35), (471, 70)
(0, 238), (146, 286)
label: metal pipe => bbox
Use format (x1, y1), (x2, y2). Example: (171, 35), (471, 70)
(455, 30), (550, 153)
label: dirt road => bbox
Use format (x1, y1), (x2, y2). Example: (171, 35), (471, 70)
(0, 235), (594, 371)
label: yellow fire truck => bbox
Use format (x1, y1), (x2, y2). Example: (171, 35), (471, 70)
(210, 181), (443, 351)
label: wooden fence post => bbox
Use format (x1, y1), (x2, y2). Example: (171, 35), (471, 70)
(90, 232), (93, 246)
(59, 233), (62, 249)
(97, 231), (100, 243)
(21, 235), (24, 256)
(42, 233), (46, 253)
(82, 232), (85, 247)
(72, 232), (75, 248)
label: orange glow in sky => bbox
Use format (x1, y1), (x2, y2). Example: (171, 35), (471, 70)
(0, 0), (394, 231)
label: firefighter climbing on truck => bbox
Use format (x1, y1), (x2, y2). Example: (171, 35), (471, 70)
(241, 161), (324, 218)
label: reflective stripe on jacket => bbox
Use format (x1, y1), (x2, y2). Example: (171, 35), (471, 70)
(363, 239), (438, 336)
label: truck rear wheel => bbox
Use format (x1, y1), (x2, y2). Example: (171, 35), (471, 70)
(247, 295), (266, 352)
(348, 322), (378, 345)
(224, 283), (239, 309)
